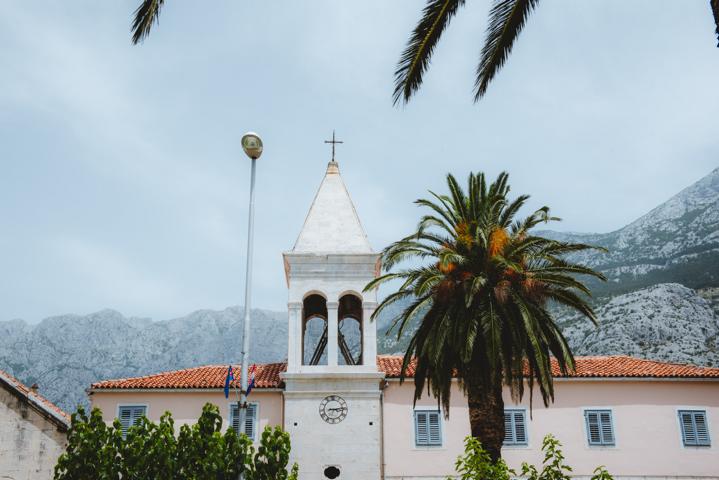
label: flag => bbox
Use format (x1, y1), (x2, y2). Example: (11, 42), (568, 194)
(223, 365), (234, 399)
(246, 364), (256, 397)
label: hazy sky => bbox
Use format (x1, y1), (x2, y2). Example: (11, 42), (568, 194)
(1, 1), (717, 322)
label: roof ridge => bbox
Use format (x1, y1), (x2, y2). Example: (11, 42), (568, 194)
(0, 369), (70, 428)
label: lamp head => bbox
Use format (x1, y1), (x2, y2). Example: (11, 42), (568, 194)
(241, 132), (263, 160)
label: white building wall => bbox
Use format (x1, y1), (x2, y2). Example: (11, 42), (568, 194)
(0, 388), (68, 480)
(283, 374), (384, 480)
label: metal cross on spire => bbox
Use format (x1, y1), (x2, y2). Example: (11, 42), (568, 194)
(324, 130), (343, 163)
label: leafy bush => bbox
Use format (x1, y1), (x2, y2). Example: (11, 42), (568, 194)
(55, 403), (298, 480)
(449, 436), (514, 480)
(451, 433), (614, 480)
(520, 434), (572, 480)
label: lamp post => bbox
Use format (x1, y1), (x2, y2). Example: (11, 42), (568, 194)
(239, 132), (263, 478)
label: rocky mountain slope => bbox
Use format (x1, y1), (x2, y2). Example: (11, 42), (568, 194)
(538, 167), (719, 299)
(1, 168), (717, 413)
(0, 307), (287, 411)
(562, 283), (719, 367)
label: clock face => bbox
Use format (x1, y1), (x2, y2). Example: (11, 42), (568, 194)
(319, 395), (348, 424)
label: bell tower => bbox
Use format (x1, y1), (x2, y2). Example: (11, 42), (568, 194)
(281, 156), (384, 480)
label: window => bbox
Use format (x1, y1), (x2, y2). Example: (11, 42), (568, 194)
(414, 410), (442, 446)
(118, 405), (146, 438)
(585, 410), (615, 446)
(230, 403), (258, 441)
(679, 410), (711, 447)
(504, 409), (528, 445)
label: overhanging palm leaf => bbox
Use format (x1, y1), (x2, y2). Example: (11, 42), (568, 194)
(365, 171), (605, 461)
(131, 0), (165, 45)
(474, 0), (540, 101)
(712, 0), (719, 46)
(393, 0), (466, 105)
(398, 0), (718, 103)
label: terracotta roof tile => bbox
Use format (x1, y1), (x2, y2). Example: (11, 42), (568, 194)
(91, 356), (719, 391)
(377, 355), (719, 379)
(91, 363), (287, 390)
(0, 368), (70, 429)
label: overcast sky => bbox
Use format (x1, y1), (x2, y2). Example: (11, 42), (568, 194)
(1, 1), (717, 322)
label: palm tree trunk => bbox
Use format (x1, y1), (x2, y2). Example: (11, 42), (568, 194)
(467, 379), (505, 462)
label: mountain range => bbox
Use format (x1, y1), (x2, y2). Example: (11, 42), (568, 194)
(1, 168), (717, 412)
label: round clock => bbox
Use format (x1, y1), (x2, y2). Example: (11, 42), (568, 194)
(319, 395), (348, 424)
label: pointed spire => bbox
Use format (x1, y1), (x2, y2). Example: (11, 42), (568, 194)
(292, 161), (372, 254)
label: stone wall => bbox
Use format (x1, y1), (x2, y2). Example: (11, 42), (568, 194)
(0, 388), (68, 480)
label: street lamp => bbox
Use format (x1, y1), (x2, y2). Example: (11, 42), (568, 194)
(239, 132), (262, 476)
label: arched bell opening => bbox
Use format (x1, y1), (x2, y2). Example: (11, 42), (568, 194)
(302, 294), (328, 365)
(338, 294), (363, 365)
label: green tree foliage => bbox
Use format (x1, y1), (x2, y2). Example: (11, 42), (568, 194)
(366, 171), (604, 460)
(591, 465), (615, 480)
(450, 436), (514, 480)
(520, 434), (572, 480)
(451, 434), (614, 480)
(54, 403), (298, 480)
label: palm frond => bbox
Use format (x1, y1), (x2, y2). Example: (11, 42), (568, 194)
(393, 0), (466, 105)
(474, 0), (539, 101)
(712, 0), (719, 47)
(131, 0), (164, 44)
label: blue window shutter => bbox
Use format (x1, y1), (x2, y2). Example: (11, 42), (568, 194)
(513, 411), (527, 444)
(244, 403), (257, 441)
(585, 410), (614, 446)
(679, 410), (711, 447)
(415, 411), (429, 446)
(118, 405), (146, 438)
(694, 412), (710, 446)
(504, 410), (527, 445)
(230, 404), (241, 435)
(230, 404), (257, 441)
(504, 412), (514, 444)
(599, 411), (615, 445)
(427, 411), (442, 445)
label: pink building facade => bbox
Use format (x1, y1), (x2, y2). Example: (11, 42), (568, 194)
(91, 358), (719, 479)
(91, 160), (719, 479)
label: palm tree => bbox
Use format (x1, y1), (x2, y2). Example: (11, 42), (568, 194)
(393, 0), (719, 104)
(364, 172), (605, 461)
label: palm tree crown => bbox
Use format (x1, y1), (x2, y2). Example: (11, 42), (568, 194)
(365, 172), (606, 415)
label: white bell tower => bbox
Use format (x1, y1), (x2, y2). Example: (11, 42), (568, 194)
(281, 156), (384, 480)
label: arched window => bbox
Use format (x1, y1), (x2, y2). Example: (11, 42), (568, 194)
(302, 294), (328, 365)
(337, 294), (363, 365)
